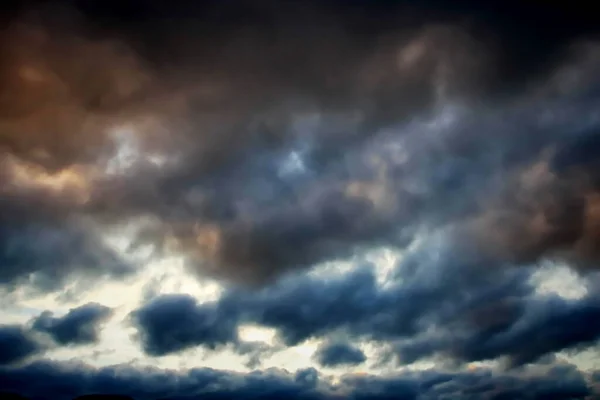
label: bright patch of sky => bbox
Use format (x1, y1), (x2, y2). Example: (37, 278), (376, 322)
(105, 126), (171, 176)
(531, 260), (589, 300)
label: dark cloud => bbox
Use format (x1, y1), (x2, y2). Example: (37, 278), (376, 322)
(128, 232), (600, 369)
(0, 359), (596, 400)
(2, 4), (600, 393)
(461, 293), (600, 366)
(0, 153), (134, 292)
(130, 266), (384, 354)
(226, 241), (535, 347)
(0, 216), (131, 293)
(391, 291), (600, 367)
(32, 303), (112, 346)
(130, 239), (538, 358)
(229, 266), (389, 346)
(0, 325), (43, 365)
(129, 294), (281, 367)
(1, 0), (600, 290)
(130, 294), (239, 356)
(98, 67), (600, 286)
(313, 341), (366, 367)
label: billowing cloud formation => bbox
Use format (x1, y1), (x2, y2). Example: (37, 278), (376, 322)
(128, 246), (522, 354)
(130, 294), (238, 356)
(129, 235), (600, 369)
(0, 359), (597, 400)
(2, 3), (600, 399)
(32, 303), (112, 346)
(390, 292), (600, 367)
(0, 325), (43, 365)
(1, 1), (600, 292)
(313, 341), (366, 367)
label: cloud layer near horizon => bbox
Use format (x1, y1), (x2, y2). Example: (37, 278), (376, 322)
(1, 359), (598, 400)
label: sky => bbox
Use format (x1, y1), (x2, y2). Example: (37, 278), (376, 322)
(1, 0), (600, 399)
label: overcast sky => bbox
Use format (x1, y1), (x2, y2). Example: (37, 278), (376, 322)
(1, 1), (600, 399)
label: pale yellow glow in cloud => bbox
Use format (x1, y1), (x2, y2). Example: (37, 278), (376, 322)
(4, 154), (91, 204)
(238, 325), (277, 346)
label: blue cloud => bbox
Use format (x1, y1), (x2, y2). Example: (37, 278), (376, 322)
(32, 303), (113, 346)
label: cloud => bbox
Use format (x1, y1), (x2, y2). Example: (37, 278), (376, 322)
(224, 238), (535, 347)
(313, 341), (366, 367)
(0, 153), (134, 292)
(91, 75), (600, 287)
(32, 303), (113, 346)
(0, 359), (596, 400)
(1, 1), (600, 291)
(0, 325), (43, 365)
(128, 229), (600, 369)
(129, 266), (386, 354)
(129, 237), (540, 359)
(228, 266), (388, 346)
(0, 303), (115, 366)
(391, 291), (600, 368)
(130, 294), (239, 356)
(2, 6), (600, 395)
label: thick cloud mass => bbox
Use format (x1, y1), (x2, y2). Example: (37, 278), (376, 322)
(313, 341), (367, 367)
(1, 0), (600, 290)
(391, 291), (600, 367)
(130, 294), (238, 356)
(2, 1), (600, 399)
(0, 325), (43, 365)
(0, 359), (597, 400)
(129, 238), (599, 369)
(32, 303), (112, 346)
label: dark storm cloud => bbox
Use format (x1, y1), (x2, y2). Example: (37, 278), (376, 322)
(0, 359), (596, 400)
(313, 341), (366, 367)
(130, 238), (539, 357)
(0, 153), (134, 292)
(131, 231), (600, 368)
(0, 212), (132, 292)
(391, 292), (600, 367)
(130, 266), (383, 355)
(229, 266), (388, 346)
(0, 325), (43, 365)
(2, 0), (600, 289)
(0, 10), (155, 292)
(0, 304), (115, 366)
(31, 303), (113, 346)
(130, 294), (239, 356)
(227, 239), (536, 346)
(105, 65), (600, 286)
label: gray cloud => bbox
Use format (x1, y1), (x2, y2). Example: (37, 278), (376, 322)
(2, 5), (600, 392)
(32, 303), (113, 346)
(390, 291), (600, 368)
(0, 358), (596, 400)
(130, 294), (239, 356)
(130, 237), (541, 362)
(129, 230), (600, 369)
(0, 325), (44, 366)
(313, 341), (366, 368)
(2, 1), (600, 291)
